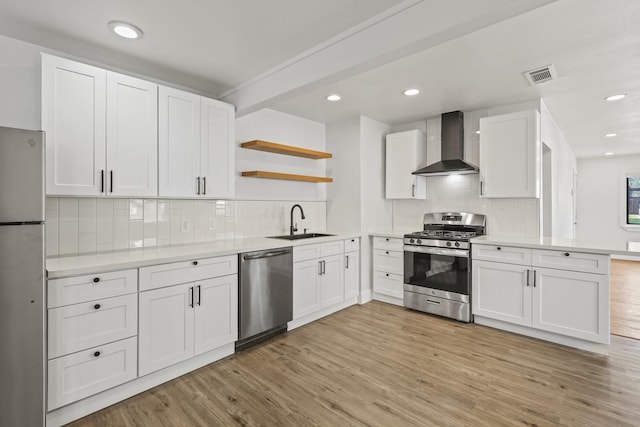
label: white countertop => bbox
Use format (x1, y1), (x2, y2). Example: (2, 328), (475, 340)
(47, 233), (360, 279)
(471, 235), (640, 257)
(368, 230), (407, 239)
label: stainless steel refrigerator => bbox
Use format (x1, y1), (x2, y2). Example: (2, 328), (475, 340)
(0, 126), (46, 426)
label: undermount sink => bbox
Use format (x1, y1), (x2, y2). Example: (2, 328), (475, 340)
(268, 233), (335, 240)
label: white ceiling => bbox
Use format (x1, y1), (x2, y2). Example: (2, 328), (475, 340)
(0, 0), (638, 158)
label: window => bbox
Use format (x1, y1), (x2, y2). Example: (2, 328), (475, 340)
(627, 176), (640, 225)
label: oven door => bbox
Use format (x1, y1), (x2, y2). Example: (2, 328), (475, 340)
(403, 245), (470, 299)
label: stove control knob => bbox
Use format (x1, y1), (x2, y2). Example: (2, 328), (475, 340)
(409, 238), (415, 243)
(416, 239), (422, 244)
(446, 241), (452, 247)
(454, 242), (460, 247)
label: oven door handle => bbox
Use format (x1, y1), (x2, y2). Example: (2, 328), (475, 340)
(403, 245), (468, 258)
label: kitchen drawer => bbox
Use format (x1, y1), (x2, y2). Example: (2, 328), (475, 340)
(373, 236), (403, 251)
(373, 271), (403, 299)
(373, 249), (403, 275)
(344, 238), (360, 253)
(472, 244), (531, 265)
(48, 269), (137, 308)
(48, 294), (137, 359)
(139, 255), (237, 291)
(532, 249), (610, 275)
(294, 243), (321, 262)
(47, 336), (137, 410)
(321, 240), (344, 257)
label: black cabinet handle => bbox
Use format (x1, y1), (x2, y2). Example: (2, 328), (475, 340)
(480, 181), (484, 196)
(100, 170), (105, 193)
(386, 273), (389, 277)
(497, 247), (502, 251)
(93, 351), (101, 357)
(189, 287), (194, 308)
(196, 177), (201, 195)
(385, 238), (389, 241)
(192, 261), (198, 266)
(197, 285), (201, 306)
(109, 170), (113, 193)
(203, 177), (207, 195)
(564, 252), (570, 257)
(93, 277), (100, 283)
(93, 304), (101, 310)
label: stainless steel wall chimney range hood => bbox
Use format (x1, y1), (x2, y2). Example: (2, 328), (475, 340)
(412, 111), (478, 176)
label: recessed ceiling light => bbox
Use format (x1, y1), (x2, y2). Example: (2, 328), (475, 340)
(403, 88), (420, 96)
(605, 94), (626, 102)
(605, 133), (617, 138)
(108, 21), (143, 39)
(605, 152), (614, 156)
(326, 94), (341, 102)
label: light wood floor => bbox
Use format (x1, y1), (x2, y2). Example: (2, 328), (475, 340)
(69, 301), (640, 427)
(611, 259), (640, 340)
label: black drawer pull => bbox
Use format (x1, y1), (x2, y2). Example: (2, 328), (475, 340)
(93, 351), (101, 358)
(385, 238), (389, 241)
(386, 273), (389, 277)
(94, 304), (101, 310)
(497, 247), (502, 251)
(564, 252), (570, 257)
(192, 261), (198, 266)
(385, 251), (389, 254)
(93, 277), (100, 283)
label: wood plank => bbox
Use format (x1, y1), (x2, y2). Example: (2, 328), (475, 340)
(241, 171), (333, 183)
(241, 140), (332, 159)
(68, 302), (640, 427)
(611, 259), (640, 340)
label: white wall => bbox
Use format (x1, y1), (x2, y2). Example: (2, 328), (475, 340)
(235, 109), (327, 201)
(540, 100), (576, 238)
(576, 154), (640, 245)
(326, 115), (391, 298)
(0, 34), (42, 130)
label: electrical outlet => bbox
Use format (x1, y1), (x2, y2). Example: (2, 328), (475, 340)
(181, 218), (193, 232)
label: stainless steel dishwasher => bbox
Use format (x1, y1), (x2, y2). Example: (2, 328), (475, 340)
(237, 247), (293, 350)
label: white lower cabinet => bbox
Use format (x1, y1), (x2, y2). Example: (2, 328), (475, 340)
(138, 274), (238, 376)
(472, 244), (610, 348)
(292, 239), (361, 327)
(372, 237), (404, 304)
(48, 337), (137, 410)
(344, 249), (360, 300)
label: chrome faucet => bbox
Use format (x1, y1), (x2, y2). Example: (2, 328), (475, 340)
(290, 204), (306, 236)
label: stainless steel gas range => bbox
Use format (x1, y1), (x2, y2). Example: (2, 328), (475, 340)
(403, 212), (486, 322)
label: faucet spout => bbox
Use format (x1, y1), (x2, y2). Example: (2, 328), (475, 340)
(290, 204), (306, 236)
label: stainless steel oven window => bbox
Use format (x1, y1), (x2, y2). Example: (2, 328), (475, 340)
(404, 249), (470, 295)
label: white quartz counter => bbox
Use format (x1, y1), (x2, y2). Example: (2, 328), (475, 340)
(368, 231), (407, 239)
(471, 235), (640, 257)
(47, 233), (361, 279)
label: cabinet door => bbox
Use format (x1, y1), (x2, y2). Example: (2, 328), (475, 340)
(385, 130), (426, 199)
(200, 97), (235, 199)
(344, 252), (360, 300)
(106, 72), (158, 197)
(42, 54), (106, 196)
(532, 268), (609, 344)
(158, 86), (201, 197)
(321, 254), (344, 308)
(479, 110), (540, 198)
(472, 260), (531, 326)
(293, 259), (321, 319)
(372, 271), (403, 299)
(194, 275), (238, 355)
(138, 283), (195, 376)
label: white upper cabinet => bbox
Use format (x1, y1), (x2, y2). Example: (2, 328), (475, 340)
(106, 72), (158, 197)
(385, 129), (427, 199)
(159, 87), (235, 198)
(42, 54), (106, 196)
(200, 97), (235, 199)
(479, 110), (540, 198)
(42, 54), (158, 197)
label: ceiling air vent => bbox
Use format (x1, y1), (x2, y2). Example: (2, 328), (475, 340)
(523, 65), (557, 85)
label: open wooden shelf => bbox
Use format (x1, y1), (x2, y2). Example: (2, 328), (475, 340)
(241, 171), (333, 183)
(241, 140), (332, 159)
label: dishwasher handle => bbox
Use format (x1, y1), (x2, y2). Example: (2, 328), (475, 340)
(243, 249), (292, 261)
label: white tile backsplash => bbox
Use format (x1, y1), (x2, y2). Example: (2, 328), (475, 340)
(46, 198), (327, 256)
(392, 174), (539, 237)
